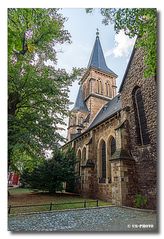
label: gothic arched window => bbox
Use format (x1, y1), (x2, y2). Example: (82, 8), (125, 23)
(99, 80), (103, 94)
(77, 150), (81, 176)
(82, 147), (86, 161)
(101, 141), (106, 179)
(96, 80), (98, 93)
(105, 82), (108, 96)
(97, 80), (103, 94)
(108, 136), (116, 183)
(132, 86), (150, 145)
(108, 84), (112, 98)
(105, 82), (112, 97)
(111, 137), (116, 155)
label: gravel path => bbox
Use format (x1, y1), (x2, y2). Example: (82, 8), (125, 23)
(8, 206), (157, 232)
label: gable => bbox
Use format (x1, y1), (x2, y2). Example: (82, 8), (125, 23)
(119, 46), (135, 93)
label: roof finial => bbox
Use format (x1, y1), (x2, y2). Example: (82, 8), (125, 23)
(96, 28), (99, 37)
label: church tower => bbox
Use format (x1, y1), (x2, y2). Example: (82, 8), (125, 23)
(67, 30), (118, 141)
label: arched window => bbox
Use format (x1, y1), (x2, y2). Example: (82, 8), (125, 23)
(105, 83), (108, 96)
(97, 80), (99, 93)
(99, 80), (103, 94)
(98, 139), (107, 183)
(106, 82), (112, 97)
(77, 149), (81, 160)
(132, 87), (150, 145)
(111, 137), (116, 155)
(108, 84), (112, 98)
(101, 141), (106, 179)
(107, 136), (116, 183)
(97, 80), (103, 94)
(82, 147), (86, 161)
(76, 150), (81, 176)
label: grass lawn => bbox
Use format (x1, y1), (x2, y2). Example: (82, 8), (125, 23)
(8, 188), (112, 215)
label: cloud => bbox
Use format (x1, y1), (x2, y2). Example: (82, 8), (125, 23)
(56, 42), (90, 72)
(105, 30), (136, 58)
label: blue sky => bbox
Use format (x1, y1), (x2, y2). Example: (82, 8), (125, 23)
(55, 8), (136, 138)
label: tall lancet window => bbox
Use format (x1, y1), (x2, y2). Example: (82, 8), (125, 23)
(100, 80), (103, 94)
(108, 84), (112, 98)
(101, 140), (106, 179)
(105, 82), (108, 96)
(97, 80), (103, 94)
(108, 136), (116, 182)
(106, 82), (112, 97)
(97, 80), (99, 93)
(132, 86), (150, 145)
(111, 137), (116, 155)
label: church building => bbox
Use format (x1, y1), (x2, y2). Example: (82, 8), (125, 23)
(63, 31), (157, 209)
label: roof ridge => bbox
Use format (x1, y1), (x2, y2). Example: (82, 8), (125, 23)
(88, 94), (121, 129)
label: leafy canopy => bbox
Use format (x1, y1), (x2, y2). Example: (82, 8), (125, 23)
(86, 8), (157, 78)
(8, 8), (80, 168)
(8, 8), (71, 61)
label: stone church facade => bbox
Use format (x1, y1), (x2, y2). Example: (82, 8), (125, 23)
(63, 32), (157, 209)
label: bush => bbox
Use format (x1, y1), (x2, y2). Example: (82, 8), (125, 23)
(134, 193), (147, 208)
(20, 147), (76, 193)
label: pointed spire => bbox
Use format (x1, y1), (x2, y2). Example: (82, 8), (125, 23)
(72, 85), (89, 112)
(87, 31), (117, 77)
(96, 28), (99, 37)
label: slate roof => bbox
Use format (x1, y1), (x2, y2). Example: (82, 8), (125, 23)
(72, 85), (89, 112)
(88, 94), (122, 129)
(87, 35), (117, 77)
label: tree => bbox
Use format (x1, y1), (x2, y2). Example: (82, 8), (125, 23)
(8, 8), (71, 61)
(20, 147), (76, 193)
(8, 9), (80, 168)
(86, 8), (157, 78)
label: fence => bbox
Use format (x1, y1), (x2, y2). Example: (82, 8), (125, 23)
(8, 200), (99, 215)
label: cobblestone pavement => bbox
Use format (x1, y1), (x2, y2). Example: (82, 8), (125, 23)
(8, 206), (157, 232)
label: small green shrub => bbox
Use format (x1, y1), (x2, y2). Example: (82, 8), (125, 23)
(134, 194), (147, 208)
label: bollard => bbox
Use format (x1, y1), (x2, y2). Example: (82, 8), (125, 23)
(84, 200), (86, 208)
(96, 199), (99, 207)
(8, 205), (11, 214)
(49, 203), (52, 211)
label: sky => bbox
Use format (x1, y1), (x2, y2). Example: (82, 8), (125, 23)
(55, 8), (136, 138)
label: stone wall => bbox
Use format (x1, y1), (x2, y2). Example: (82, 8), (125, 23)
(69, 116), (120, 202)
(120, 47), (157, 209)
(82, 69), (117, 99)
(83, 68), (117, 123)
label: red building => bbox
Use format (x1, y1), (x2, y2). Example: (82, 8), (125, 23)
(8, 172), (20, 187)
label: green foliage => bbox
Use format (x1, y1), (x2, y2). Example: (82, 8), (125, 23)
(87, 8), (157, 78)
(20, 147), (77, 193)
(8, 8), (71, 61)
(8, 9), (81, 168)
(10, 148), (44, 174)
(134, 193), (148, 208)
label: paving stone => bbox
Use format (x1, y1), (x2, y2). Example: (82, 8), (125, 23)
(8, 207), (157, 232)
